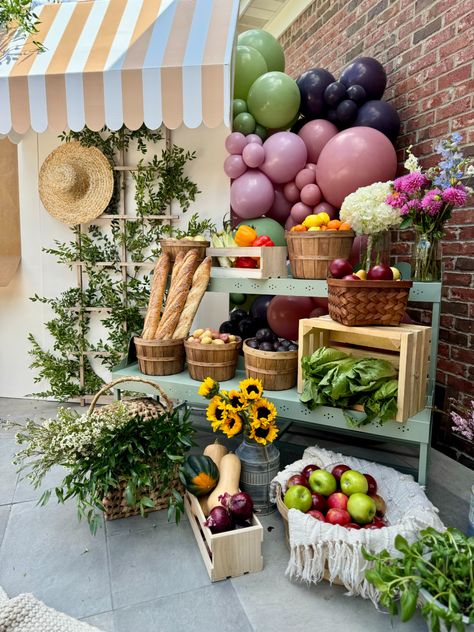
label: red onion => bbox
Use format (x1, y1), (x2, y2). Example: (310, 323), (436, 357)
(220, 492), (253, 524)
(204, 506), (233, 533)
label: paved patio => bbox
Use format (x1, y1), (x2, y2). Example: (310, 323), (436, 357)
(0, 398), (472, 632)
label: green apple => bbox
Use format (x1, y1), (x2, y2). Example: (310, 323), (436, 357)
(308, 470), (337, 496)
(284, 484), (312, 512)
(340, 470), (368, 496)
(347, 493), (376, 524)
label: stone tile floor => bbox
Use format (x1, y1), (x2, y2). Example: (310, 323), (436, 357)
(0, 397), (473, 632)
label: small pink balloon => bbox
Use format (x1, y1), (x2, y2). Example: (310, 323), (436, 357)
(224, 154), (247, 179)
(295, 168), (316, 190)
(283, 181), (300, 203)
(290, 202), (312, 223)
(230, 169), (275, 219)
(313, 201), (338, 220)
(225, 132), (248, 155)
(298, 119), (339, 163)
(266, 186), (292, 224)
(306, 162), (317, 173)
(300, 183), (322, 206)
(285, 215), (298, 231)
(246, 134), (263, 145)
(242, 143), (265, 168)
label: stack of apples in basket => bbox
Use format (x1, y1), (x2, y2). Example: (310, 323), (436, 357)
(284, 463), (387, 529)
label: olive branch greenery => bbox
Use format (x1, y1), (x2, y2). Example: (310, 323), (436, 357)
(28, 126), (200, 400)
(0, 0), (45, 57)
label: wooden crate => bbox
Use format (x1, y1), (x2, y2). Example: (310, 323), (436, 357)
(184, 492), (263, 582)
(206, 246), (287, 279)
(297, 316), (431, 422)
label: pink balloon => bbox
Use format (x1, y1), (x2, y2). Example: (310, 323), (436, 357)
(290, 202), (312, 223)
(314, 201), (338, 220)
(260, 132), (307, 184)
(283, 181), (300, 203)
(242, 143), (265, 168)
(267, 296), (314, 341)
(317, 127), (398, 208)
(246, 134), (263, 145)
(298, 119), (339, 163)
(349, 234), (367, 267)
(230, 169), (275, 219)
(225, 132), (248, 155)
(285, 215), (298, 231)
(266, 186), (292, 224)
(295, 168), (316, 190)
(306, 162), (317, 173)
(224, 154), (247, 179)
(300, 183), (322, 206)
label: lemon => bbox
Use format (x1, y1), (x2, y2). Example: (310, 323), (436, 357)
(354, 269), (367, 280)
(308, 226), (321, 231)
(317, 212), (330, 225)
(303, 214), (321, 228)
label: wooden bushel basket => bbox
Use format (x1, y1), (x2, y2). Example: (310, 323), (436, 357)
(134, 337), (185, 376)
(184, 337), (242, 381)
(160, 238), (209, 263)
(286, 230), (354, 279)
(243, 340), (298, 391)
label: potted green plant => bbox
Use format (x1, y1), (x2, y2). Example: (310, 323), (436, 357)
(363, 527), (473, 631)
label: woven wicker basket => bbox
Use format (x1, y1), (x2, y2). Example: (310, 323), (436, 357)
(327, 278), (413, 326)
(286, 230), (354, 279)
(88, 376), (184, 521)
(160, 238), (209, 263)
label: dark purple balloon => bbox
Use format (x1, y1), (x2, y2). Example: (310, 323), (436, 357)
(296, 68), (336, 119)
(290, 117), (309, 133)
(354, 100), (401, 141)
(324, 81), (347, 107)
(336, 99), (358, 125)
(250, 295), (274, 323)
(327, 109), (339, 125)
(340, 57), (387, 100)
(346, 84), (367, 104)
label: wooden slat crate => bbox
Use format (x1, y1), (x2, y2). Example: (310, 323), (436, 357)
(206, 246), (287, 279)
(297, 316), (431, 423)
(184, 492), (263, 582)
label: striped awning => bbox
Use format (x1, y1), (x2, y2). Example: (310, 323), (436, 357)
(0, 0), (238, 136)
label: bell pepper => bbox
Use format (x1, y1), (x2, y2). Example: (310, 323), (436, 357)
(235, 225), (257, 247)
(252, 235), (275, 247)
(235, 256), (258, 269)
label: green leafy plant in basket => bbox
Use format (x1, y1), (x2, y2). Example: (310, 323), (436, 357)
(363, 527), (474, 631)
(10, 400), (194, 534)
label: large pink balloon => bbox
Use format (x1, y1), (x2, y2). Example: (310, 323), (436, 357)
(295, 168), (316, 190)
(283, 181), (300, 203)
(267, 296), (314, 341)
(290, 202), (312, 223)
(224, 154), (247, 179)
(242, 143), (265, 168)
(260, 132), (307, 184)
(230, 169), (275, 219)
(317, 127), (397, 208)
(300, 183), (322, 206)
(314, 201), (338, 220)
(298, 119), (338, 164)
(225, 132), (248, 155)
(266, 186), (292, 224)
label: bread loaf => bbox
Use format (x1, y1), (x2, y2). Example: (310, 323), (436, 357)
(170, 251), (185, 285)
(173, 257), (211, 339)
(142, 253), (170, 340)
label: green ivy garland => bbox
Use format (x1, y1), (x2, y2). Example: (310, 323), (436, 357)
(28, 126), (199, 400)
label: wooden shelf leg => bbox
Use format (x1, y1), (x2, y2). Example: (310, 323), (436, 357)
(418, 442), (429, 487)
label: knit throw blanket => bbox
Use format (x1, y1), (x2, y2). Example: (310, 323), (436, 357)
(270, 445), (445, 603)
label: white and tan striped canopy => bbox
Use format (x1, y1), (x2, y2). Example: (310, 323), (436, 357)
(0, 0), (238, 136)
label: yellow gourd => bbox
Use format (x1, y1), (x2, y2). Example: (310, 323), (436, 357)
(203, 440), (228, 468)
(206, 453), (241, 511)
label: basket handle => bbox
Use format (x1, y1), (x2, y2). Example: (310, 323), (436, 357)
(87, 376), (173, 416)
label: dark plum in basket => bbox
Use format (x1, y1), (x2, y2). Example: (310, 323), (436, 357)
(255, 327), (277, 344)
(237, 317), (259, 340)
(287, 344), (298, 351)
(219, 320), (237, 335)
(259, 342), (275, 351)
(246, 339), (259, 349)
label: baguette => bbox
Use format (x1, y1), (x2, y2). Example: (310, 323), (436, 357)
(142, 253), (170, 340)
(173, 257), (212, 339)
(154, 250), (199, 340)
(164, 250), (194, 313)
(170, 251), (185, 285)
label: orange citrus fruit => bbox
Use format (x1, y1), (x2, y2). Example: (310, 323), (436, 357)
(338, 222), (352, 231)
(327, 219), (341, 230)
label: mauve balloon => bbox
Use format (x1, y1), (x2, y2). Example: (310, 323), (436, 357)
(242, 143), (265, 168)
(285, 215), (298, 231)
(298, 119), (338, 164)
(306, 162), (317, 173)
(225, 132), (248, 155)
(295, 168), (316, 190)
(314, 201), (338, 220)
(267, 296), (314, 341)
(224, 154), (247, 179)
(266, 186), (292, 224)
(300, 183), (322, 206)
(290, 202), (312, 223)
(283, 181), (301, 203)
(260, 132), (307, 184)
(230, 169), (275, 219)
(245, 133), (263, 145)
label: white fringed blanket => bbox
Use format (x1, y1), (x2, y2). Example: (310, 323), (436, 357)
(270, 445), (444, 602)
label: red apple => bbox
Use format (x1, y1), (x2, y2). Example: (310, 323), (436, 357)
(329, 258), (353, 279)
(364, 473), (377, 495)
(370, 494), (387, 517)
(373, 517), (387, 527)
(342, 274), (360, 281)
(367, 264), (393, 280)
(311, 493), (328, 513)
(307, 510), (326, 522)
(327, 492), (348, 511)
(331, 464), (351, 482)
(364, 522), (383, 529)
(326, 508), (351, 526)
(287, 474), (310, 489)
(301, 464), (320, 480)
(343, 522), (361, 529)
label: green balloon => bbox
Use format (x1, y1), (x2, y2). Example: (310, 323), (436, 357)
(233, 112), (256, 135)
(230, 292), (246, 306)
(237, 218), (286, 247)
(232, 99), (248, 117)
(247, 72), (301, 129)
(238, 29), (285, 73)
(254, 124), (267, 140)
(234, 45), (268, 100)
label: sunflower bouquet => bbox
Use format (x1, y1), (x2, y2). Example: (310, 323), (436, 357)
(198, 377), (278, 446)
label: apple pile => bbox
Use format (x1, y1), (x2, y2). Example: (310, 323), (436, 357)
(329, 258), (401, 282)
(283, 463), (387, 528)
(187, 328), (239, 345)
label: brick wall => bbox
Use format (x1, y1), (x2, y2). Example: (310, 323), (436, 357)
(280, 0), (474, 466)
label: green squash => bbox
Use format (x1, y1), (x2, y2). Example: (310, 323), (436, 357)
(179, 455), (219, 497)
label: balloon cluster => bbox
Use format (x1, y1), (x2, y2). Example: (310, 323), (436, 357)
(296, 57), (400, 141)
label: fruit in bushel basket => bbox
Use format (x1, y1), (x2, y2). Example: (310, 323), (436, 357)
(284, 484), (313, 512)
(342, 274), (360, 280)
(331, 464), (351, 482)
(310, 493), (328, 513)
(255, 328), (277, 343)
(326, 508), (351, 526)
(340, 469), (369, 495)
(307, 510), (326, 521)
(363, 473), (377, 495)
(354, 269), (367, 280)
(189, 329), (238, 345)
(367, 264), (393, 280)
(343, 522), (361, 529)
(370, 493), (386, 516)
(301, 463), (320, 480)
(328, 258), (353, 279)
(390, 266), (401, 280)
(327, 492), (349, 511)
(308, 469), (337, 496)
(179, 455), (219, 497)
(347, 492), (376, 524)
(287, 474), (310, 489)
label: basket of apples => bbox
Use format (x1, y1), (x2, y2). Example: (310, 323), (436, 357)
(185, 328), (242, 381)
(327, 258), (413, 326)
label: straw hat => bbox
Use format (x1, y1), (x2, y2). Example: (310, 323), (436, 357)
(39, 142), (114, 225)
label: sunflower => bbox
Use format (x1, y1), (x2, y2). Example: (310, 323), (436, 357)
(206, 396), (228, 431)
(239, 377), (263, 401)
(249, 398), (277, 424)
(198, 377), (219, 399)
(220, 412), (243, 438)
(226, 389), (247, 412)
(248, 419), (279, 445)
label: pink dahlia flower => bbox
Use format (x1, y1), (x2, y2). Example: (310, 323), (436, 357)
(442, 185), (468, 206)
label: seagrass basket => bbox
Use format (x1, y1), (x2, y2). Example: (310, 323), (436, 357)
(327, 278), (413, 326)
(184, 337), (242, 381)
(160, 238), (209, 263)
(88, 376), (184, 521)
(243, 340), (298, 391)
(286, 230), (354, 279)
